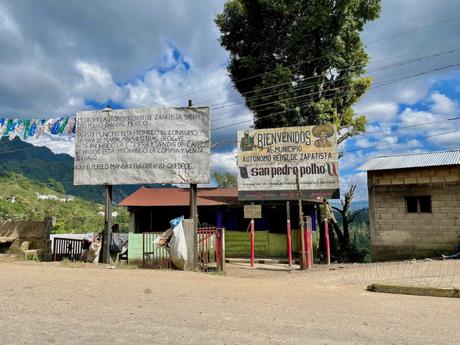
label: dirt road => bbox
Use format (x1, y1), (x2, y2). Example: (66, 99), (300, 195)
(0, 261), (458, 345)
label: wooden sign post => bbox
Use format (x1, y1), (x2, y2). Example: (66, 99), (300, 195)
(244, 204), (262, 267)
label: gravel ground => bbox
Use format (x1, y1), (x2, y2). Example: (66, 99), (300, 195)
(0, 260), (458, 345)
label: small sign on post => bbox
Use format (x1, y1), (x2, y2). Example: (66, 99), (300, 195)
(244, 204), (262, 219)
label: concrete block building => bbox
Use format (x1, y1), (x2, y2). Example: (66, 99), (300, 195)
(360, 149), (460, 261)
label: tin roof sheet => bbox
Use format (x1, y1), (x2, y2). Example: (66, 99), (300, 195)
(358, 149), (460, 171)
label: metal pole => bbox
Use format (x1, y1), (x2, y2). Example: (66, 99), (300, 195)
(250, 203), (255, 267)
(103, 184), (113, 264)
(286, 201), (292, 268)
(324, 219), (331, 265)
(250, 218), (255, 267)
(188, 99), (198, 270)
(296, 171), (306, 270)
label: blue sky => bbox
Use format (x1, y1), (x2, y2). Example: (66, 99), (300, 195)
(0, 0), (460, 200)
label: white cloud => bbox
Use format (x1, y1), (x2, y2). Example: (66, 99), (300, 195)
(74, 61), (124, 103)
(430, 92), (457, 114)
(355, 101), (398, 121)
(210, 150), (238, 175)
(406, 139), (422, 148)
(339, 172), (368, 201)
(399, 108), (436, 126)
(354, 137), (373, 148)
(0, 4), (20, 37)
(26, 133), (75, 156)
(381, 135), (398, 145)
(427, 129), (460, 148)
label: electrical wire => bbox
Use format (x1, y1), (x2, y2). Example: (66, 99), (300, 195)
(210, 47), (460, 122)
(210, 60), (460, 131)
(201, 45), (460, 113)
(158, 15), (460, 104)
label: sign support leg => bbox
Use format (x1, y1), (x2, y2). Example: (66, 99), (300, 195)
(250, 217), (255, 267)
(324, 220), (331, 265)
(190, 183), (198, 270)
(306, 220), (312, 269)
(103, 184), (113, 264)
(296, 171), (306, 270)
(250, 201), (256, 267)
(286, 201), (292, 268)
(188, 99), (198, 271)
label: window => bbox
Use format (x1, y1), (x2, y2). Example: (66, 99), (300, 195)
(405, 197), (418, 213)
(405, 196), (431, 213)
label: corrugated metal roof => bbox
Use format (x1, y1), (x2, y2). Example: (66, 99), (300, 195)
(358, 149), (460, 171)
(119, 187), (238, 207)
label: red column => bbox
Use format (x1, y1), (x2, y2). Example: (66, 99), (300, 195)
(306, 223), (312, 269)
(287, 220), (292, 267)
(216, 229), (221, 269)
(250, 219), (255, 267)
(324, 220), (331, 265)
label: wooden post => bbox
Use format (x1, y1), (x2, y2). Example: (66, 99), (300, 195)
(103, 184), (113, 264)
(128, 211), (135, 233)
(286, 201), (292, 268)
(296, 171), (306, 270)
(188, 99), (198, 270)
(324, 219), (331, 265)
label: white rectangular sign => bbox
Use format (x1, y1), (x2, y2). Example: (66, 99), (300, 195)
(237, 124), (339, 201)
(74, 107), (210, 185)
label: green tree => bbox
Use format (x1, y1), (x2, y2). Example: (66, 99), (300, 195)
(213, 172), (238, 188)
(46, 178), (65, 194)
(215, 0), (380, 142)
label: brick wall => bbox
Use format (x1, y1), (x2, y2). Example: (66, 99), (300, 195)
(368, 166), (460, 260)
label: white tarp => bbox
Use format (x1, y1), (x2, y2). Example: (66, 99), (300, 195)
(167, 220), (188, 270)
(74, 107), (210, 185)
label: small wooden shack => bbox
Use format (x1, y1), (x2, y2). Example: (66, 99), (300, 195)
(360, 149), (460, 260)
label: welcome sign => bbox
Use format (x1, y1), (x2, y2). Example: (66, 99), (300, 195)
(237, 124), (339, 201)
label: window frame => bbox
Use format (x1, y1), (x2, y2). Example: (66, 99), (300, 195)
(404, 195), (432, 214)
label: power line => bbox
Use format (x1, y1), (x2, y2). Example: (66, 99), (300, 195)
(1, 61), (459, 158)
(365, 15), (460, 45)
(210, 47), (460, 121)
(2, 60), (460, 158)
(159, 15), (460, 105)
(202, 45), (460, 113)
(344, 129), (460, 153)
(210, 60), (460, 131)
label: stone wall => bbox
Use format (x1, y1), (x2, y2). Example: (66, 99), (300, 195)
(368, 166), (460, 261)
(0, 218), (53, 256)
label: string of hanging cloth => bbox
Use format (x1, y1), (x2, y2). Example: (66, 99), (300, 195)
(0, 117), (76, 140)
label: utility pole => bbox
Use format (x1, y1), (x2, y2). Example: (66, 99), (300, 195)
(188, 99), (198, 270)
(296, 171), (307, 270)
